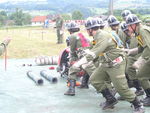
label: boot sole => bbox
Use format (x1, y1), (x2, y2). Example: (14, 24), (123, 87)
(77, 86), (89, 89)
(100, 103), (115, 109)
(64, 94), (75, 96)
(102, 100), (118, 110)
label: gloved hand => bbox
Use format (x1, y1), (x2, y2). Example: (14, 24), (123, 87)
(77, 49), (87, 58)
(2, 38), (11, 46)
(122, 48), (138, 56)
(72, 57), (88, 68)
(132, 57), (146, 69)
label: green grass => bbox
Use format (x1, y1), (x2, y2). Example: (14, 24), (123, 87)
(0, 27), (67, 58)
(0, 26), (90, 59)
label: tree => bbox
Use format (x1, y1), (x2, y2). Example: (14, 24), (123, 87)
(9, 8), (31, 26)
(72, 10), (83, 20)
(10, 8), (24, 25)
(62, 14), (72, 20)
(22, 13), (31, 25)
(0, 11), (7, 26)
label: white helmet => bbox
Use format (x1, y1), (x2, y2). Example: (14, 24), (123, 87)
(85, 17), (100, 29)
(107, 15), (120, 26)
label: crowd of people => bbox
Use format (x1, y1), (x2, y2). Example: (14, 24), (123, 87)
(63, 10), (150, 113)
(1, 9), (150, 113)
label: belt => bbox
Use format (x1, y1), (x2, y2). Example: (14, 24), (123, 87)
(102, 56), (124, 68)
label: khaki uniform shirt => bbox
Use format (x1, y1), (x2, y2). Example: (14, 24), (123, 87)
(137, 25), (150, 59)
(85, 30), (124, 63)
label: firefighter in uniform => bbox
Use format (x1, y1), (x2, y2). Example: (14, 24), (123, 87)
(70, 17), (144, 113)
(126, 14), (150, 107)
(64, 18), (117, 94)
(107, 15), (124, 49)
(55, 15), (64, 44)
(120, 22), (144, 96)
(64, 21), (92, 94)
(118, 10), (132, 47)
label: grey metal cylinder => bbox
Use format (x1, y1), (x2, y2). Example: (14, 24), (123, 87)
(40, 70), (58, 83)
(27, 71), (44, 85)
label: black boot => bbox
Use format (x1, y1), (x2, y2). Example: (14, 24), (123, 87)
(142, 88), (150, 106)
(100, 88), (117, 107)
(126, 73), (134, 88)
(100, 88), (118, 110)
(131, 97), (145, 113)
(133, 80), (144, 96)
(128, 80), (134, 88)
(78, 74), (89, 89)
(64, 79), (76, 96)
(110, 87), (117, 96)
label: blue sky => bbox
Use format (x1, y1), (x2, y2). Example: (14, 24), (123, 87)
(0, 0), (47, 3)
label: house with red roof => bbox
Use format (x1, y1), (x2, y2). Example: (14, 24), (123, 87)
(31, 16), (48, 26)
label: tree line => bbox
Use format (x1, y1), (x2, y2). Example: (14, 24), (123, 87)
(0, 8), (31, 26)
(0, 8), (150, 26)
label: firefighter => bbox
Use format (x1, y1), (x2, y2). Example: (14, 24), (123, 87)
(55, 15), (64, 44)
(107, 15), (124, 48)
(120, 22), (144, 96)
(126, 14), (150, 107)
(70, 17), (144, 113)
(64, 21), (92, 95)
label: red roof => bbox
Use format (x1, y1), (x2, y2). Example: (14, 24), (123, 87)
(31, 16), (47, 22)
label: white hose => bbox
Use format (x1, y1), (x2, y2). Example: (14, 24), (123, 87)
(35, 56), (58, 65)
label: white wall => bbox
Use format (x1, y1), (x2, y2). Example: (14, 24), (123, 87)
(31, 22), (44, 26)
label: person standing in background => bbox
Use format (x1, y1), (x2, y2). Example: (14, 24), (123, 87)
(55, 14), (64, 44)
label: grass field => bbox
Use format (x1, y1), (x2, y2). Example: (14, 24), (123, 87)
(0, 26), (67, 59)
(0, 26), (89, 59)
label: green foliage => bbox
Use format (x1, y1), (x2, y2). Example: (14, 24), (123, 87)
(62, 14), (72, 20)
(72, 10), (83, 20)
(6, 8), (31, 26)
(116, 16), (122, 21)
(104, 9), (150, 22)
(0, 11), (7, 26)
(22, 13), (32, 25)
(9, 8), (25, 25)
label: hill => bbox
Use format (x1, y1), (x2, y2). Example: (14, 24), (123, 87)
(0, 0), (150, 17)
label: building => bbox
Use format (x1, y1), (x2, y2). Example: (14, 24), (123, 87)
(31, 16), (48, 26)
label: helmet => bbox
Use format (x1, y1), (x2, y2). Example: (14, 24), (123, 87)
(120, 22), (128, 31)
(121, 10), (132, 19)
(107, 15), (120, 26)
(67, 21), (79, 30)
(96, 17), (105, 27)
(126, 14), (141, 25)
(85, 17), (100, 29)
